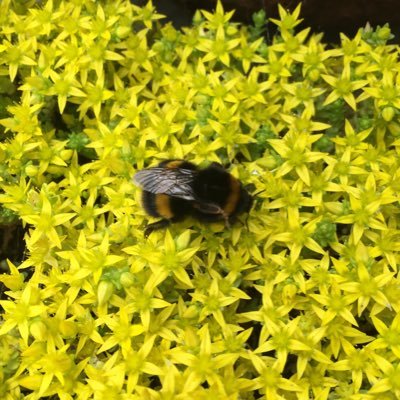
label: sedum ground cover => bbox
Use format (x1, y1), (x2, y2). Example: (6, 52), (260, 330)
(0, 0), (400, 398)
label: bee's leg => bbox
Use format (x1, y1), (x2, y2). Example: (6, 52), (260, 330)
(144, 219), (170, 237)
(223, 212), (231, 228)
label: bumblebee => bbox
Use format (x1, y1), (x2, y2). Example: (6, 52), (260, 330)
(133, 159), (253, 236)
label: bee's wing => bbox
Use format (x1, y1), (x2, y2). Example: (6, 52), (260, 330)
(192, 202), (224, 214)
(133, 168), (197, 201)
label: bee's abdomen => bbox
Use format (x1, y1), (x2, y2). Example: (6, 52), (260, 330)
(142, 190), (192, 221)
(223, 175), (241, 216)
(142, 191), (174, 219)
(161, 159), (197, 170)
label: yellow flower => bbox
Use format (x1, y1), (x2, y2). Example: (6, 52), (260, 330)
(233, 35), (266, 73)
(196, 26), (241, 67)
(201, 0), (235, 30)
(132, 0), (164, 30)
(97, 307), (144, 355)
(269, 131), (328, 185)
(249, 352), (301, 397)
(322, 64), (368, 110)
(1, 39), (36, 81)
(76, 73), (113, 119)
(22, 188), (75, 248)
(270, 3), (303, 32)
(368, 354), (400, 397)
(281, 81), (325, 118)
(0, 284), (47, 344)
(45, 69), (85, 113)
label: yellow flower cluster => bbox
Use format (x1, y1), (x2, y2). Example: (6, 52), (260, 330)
(0, 1), (399, 399)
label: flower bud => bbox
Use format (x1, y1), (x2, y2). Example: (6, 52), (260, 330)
(97, 280), (114, 306)
(120, 271), (135, 288)
(59, 320), (78, 338)
(30, 320), (47, 341)
(25, 164), (38, 177)
(382, 106), (395, 122)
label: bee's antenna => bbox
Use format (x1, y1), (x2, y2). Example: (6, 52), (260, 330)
(244, 213), (250, 230)
(253, 189), (266, 197)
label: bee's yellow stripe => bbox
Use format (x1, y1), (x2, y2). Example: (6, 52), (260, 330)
(223, 176), (240, 215)
(165, 160), (183, 169)
(155, 194), (174, 219)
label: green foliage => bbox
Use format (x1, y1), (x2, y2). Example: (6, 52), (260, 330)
(0, 1), (399, 399)
(312, 218), (337, 248)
